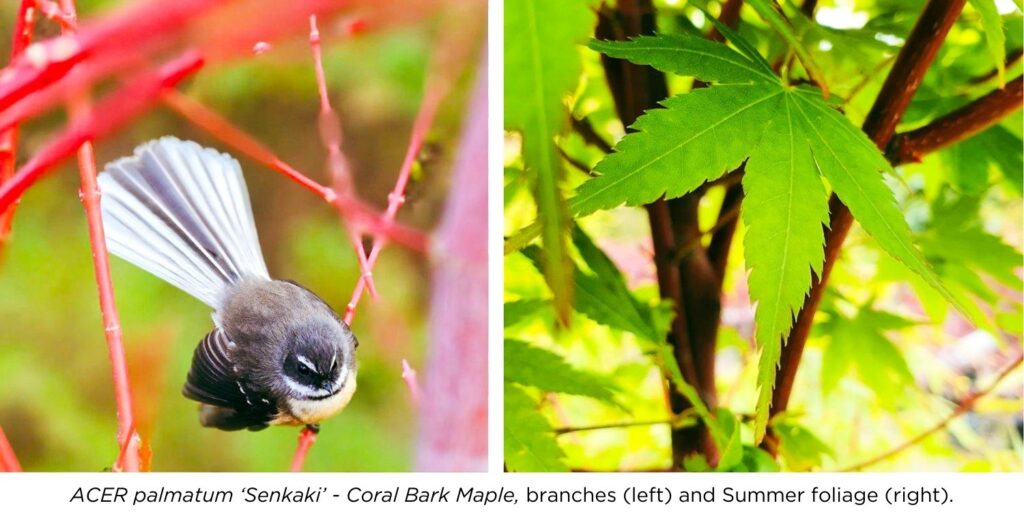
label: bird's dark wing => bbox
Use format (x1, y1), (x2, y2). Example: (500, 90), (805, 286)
(183, 328), (277, 430)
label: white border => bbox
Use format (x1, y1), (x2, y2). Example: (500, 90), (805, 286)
(486, 0), (505, 474)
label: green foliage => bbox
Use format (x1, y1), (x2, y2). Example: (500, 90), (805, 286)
(772, 418), (834, 471)
(521, 226), (671, 342)
(745, 0), (826, 89)
(504, 383), (568, 472)
(505, 339), (621, 407)
(504, 0), (1022, 473)
(587, 31), (965, 442)
(969, 0), (1007, 86)
(818, 305), (917, 407)
(505, 0), (598, 323)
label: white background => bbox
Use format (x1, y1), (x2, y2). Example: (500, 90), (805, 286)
(1, 1), (1022, 511)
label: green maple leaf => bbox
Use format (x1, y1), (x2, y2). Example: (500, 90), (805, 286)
(969, 0), (1007, 86)
(504, 383), (568, 472)
(819, 306), (917, 408)
(504, 338), (621, 407)
(582, 32), (966, 442)
(505, 0), (597, 324)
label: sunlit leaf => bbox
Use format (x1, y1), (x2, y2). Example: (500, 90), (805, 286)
(772, 419), (833, 471)
(969, 0), (1007, 86)
(583, 32), (965, 442)
(505, 0), (598, 323)
(505, 383), (568, 472)
(505, 338), (620, 406)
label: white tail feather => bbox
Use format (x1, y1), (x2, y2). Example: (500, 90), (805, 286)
(98, 137), (269, 307)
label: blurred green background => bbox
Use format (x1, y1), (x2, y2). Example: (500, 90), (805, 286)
(0, 0), (475, 471)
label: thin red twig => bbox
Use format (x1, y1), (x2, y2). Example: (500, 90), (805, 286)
(342, 42), (448, 325)
(61, 0), (139, 471)
(289, 427), (318, 472)
(309, 15), (378, 301)
(0, 0), (38, 258)
(0, 425), (21, 472)
(401, 359), (422, 406)
(290, 13), (451, 472)
(160, 90), (429, 252)
(161, 90), (336, 201)
(0, 52), (204, 214)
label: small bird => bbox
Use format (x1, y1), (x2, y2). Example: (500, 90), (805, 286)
(98, 137), (358, 431)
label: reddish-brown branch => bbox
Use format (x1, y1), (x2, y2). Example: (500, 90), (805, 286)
(0, 425), (21, 472)
(0, 52), (204, 214)
(707, 0), (744, 43)
(841, 353), (1022, 471)
(598, 0), (722, 467)
(706, 165), (745, 280)
(888, 76), (1023, 163)
(969, 48), (1022, 84)
(61, 0), (140, 471)
(768, 0), (968, 446)
(570, 116), (613, 153)
(0, 0), (38, 259)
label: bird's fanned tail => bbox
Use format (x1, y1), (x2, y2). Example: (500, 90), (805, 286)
(98, 137), (269, 307)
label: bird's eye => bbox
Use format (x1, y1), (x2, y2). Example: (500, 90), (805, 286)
(297, 363), (312, 376)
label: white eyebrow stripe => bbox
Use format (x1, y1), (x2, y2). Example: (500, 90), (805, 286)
(331, 354), (337, 369)
(297, 355), (317, 371)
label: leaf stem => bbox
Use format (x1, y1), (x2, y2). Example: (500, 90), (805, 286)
(570, 116), (614, 153)
(839, 353), (1022, 471)
(555, 418), (674, 435)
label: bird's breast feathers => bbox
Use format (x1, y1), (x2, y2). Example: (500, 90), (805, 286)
(273, 370), (357, 425)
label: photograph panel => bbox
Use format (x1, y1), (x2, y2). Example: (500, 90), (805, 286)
(0, 0), (487, 472)
(503, 0), (1023, 472)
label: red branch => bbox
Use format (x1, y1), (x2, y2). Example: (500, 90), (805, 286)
(340, 28), (450, 325)
(61, 0), (141, 471)
(162, 90), (336, 201)
(160, 91), (428, 252)
(307, 15), (378, 303)
(0, 0), (38, 258)
(768, 0), (968, 437)
(888, 76), (1023, 163)
(0, 0), (219, 111)
(0, 425), (21, 472)
(401, 359), (422, 406)
(290, 11), (453, 472)
(289, 427), (318, 472)
(0, 52), (204, 214)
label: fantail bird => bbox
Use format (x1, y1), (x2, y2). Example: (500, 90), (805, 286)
(98, 137), (358, 431)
